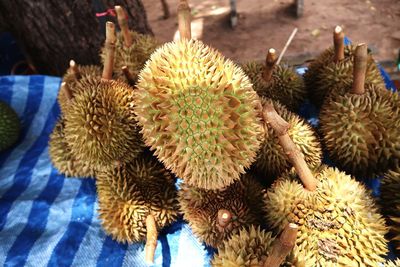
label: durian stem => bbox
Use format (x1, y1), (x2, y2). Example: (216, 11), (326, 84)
(333, 26), (345, 63)
(262, 48), (277, 83)
(121, 66), (135, 86)
(263, 103), (317, 191)
(351, 43), (368, 95)
(115, 6), (133, 48)
(177, 0), (191, 40)
(276, 27), (298, 65)
(69, 60), (81, 79)
(145, 214), (158, 264)
(263, 223), (298, 267)
(217, 209), (232, 228)
(102, 22), (116, 80)
(61, 82), (73, 102)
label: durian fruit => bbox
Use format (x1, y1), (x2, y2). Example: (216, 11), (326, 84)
(319, 43), (400, 177)
(100, 6), (158, 84)
(263, 103), (388, 266)
(0, 100), (20, 151)
(179, 173), (266, 248)
(304, 26), (385, 107)
(380, 167), (400, 254)
(133, 38), (264, 190)
(96, 155), (179, 260)
(64, 22), (145, 169)
(384, 259), (400, 267)
(242, 48), (306, 111)
(253, 98), (322, 180)
(59, 60), (102, 114)
(48, 115), (96, 178)
(211, 224), (298, 267)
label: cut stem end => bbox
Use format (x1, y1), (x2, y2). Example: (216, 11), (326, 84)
(102, 22), (116, 80)
(351, 43), (368, 95)
(262, 48), (277, 83)
(177, 0), (192, 40)
(115, 6), (133, 47)
(333, 25), (345, 63)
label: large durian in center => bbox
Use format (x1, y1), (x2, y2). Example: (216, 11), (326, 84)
(134, 39), (264, 190)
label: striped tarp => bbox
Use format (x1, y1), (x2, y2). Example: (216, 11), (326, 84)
(0, 75), (213, 267)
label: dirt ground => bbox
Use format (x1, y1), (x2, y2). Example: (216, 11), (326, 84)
(143, 0), (400, 66)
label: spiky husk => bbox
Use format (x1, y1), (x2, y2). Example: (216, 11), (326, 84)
(264, 166), (388, 266)
(64, 77), (145, 169)
(49, 117), (96, 178)
(134, 39), (264, 190)
(304, 45), (385, 107)
(254, 98), (322, 179)
(211, 225), (295, 267)
(319, 84), (400, 177)
(242, 62), (306, 111)
(59, 65), (102, 114)
(179, 173), (266, 248)
(0, 101), (20, 151)
(100, 31), (158, 83)
(380, 167), (400, 254)
(96, 155), (179, 243)
(384, 259), (400, 267)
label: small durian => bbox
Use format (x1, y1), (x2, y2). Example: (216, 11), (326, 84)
(179, 173), (266, 248)
(304, 26), (385, 107)
(242, 48), (306, 111)
(49, 116), (96, 178)
(0, 100), (20, 151)
(254, 98), (322, 180)
(59, 60), (102, 114)
(64, 22), (145, 169)
(100, 6), (158, 84)
(211, 224), (298, 267)
(384, 259), (400, 267)
(319, 44), (400, 177)
(263, 103), (388, 266)
(380, 167), (400, 254)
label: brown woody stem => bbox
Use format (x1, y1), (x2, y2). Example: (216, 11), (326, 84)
(262, 48), (277, 83)
(263, 103), (317, 191)
(351, 43), (368, 95)
(102, 22), (116, 80)
(177, 0), (191, 40)
(61, 82), (73, 102)
(263, 223), (298, 267)
(333, 26), (345, 63)
(145, 214), (158, 264)
(121, 66), (135, 86)
(217, 209), (232, 228)
(69, 60), (80, 79)
(115, 6), (133, 47)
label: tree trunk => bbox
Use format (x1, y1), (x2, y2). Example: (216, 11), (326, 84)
(0, 0), (153, 76)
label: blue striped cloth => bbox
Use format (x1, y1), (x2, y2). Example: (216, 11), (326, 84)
(0, 75), (213, 267)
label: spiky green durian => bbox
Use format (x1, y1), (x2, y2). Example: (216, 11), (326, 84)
(319, 84), (400, 177)
(59, 64), (102, 114)
(304, 45), (385, 107)
(134, 39), (265, 190)
(64, 77), (144, 169)
(380, 167), (400, 254)
(254, 98), (322, 179)
(49, 117), (96, 178)
(0, 101), (20, 151)
(96, 155), (179, 243)
(242, 62), (306, 111)
(179, 173), (266, 248)
(264, 166), (388, 266)
(100, 31), (158, 83)
(212, 226), (294, 267)
(384, 259), (400, 267)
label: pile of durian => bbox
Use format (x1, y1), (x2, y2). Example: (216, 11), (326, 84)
(48, 1), (400, 266)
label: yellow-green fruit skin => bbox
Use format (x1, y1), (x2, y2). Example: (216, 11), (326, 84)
(100, 31), (158, 83)
(59, 65), (102, 114)
(134, 39), (264, 190)
(49, 117), (96, 178)
(96, 155), (179, 243)
(254, 98), (322, 179)
(380, 167), (400, 254)
(304, 45), (385, 107)
(319, 84), (400, 178)
(211, 226), (294, 267)
(264, 166), (388, 266)
(64, 77), (145, 169)
(0, 101), (20, 151)
(179, 174), (266, 248)
(242, 62), (306, 111)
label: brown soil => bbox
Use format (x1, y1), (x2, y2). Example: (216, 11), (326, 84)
(143, 0), (400, 65)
